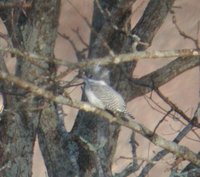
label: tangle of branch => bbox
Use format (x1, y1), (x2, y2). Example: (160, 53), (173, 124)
(0, 47), (200, 70)
(0, 70), (200, 166)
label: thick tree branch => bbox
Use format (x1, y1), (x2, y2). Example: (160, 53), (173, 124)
(117, 0), (176, 102)
(87, 0), (135, 57)
(130, 56), (200, 100)
(0, 47), (200, 70)
(0, 70), (200, 166)
(1, 47), (199, 103)
(132, 0), (176, 50)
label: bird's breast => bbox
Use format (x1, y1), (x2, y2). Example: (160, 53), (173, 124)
(85, 88), (105, 109)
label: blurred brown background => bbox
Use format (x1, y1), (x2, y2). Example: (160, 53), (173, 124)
(1, 0), (199, 176)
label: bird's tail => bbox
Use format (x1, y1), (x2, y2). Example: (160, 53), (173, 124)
(125, 111), (135, 119)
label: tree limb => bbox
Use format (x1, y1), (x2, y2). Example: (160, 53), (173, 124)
(0, 70), (200, 166)
(130, 56), (200, 100)
(1, 46), (199, 106)
(0, 47), (199, 70)
(0, 1), (31, 9)
(138, 117), (196, 177)
(132, 0), (176, 50)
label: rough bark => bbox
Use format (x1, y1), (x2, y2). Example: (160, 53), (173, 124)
(0, 0), (199, 177)
(112, 0), (176, 100)
(128, 56), (200, 100)
(0, 0), (61, 176)
(132, 0), (176, 50)
(73, 0), (136, 176)
(72, 0), (176, 176)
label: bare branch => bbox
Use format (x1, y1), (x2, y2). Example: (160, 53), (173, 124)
(58, 31), (87, 63)
(72, 28), (89, 48)
(138, 115), (197, 177)
(154, 88), (194, 125)
(132, 0), (176, 50)
(0, 47), (48, 69)
(0, 71), (200, 166)
(0, 1), (31, 9)
(131, 56), (200, 99)
(144, 94), (185, 124)
(144, 94), (170, 115)
(0, 46), (200, 70)
(58, 32), (79, 56)
(66, 0), (115, 57)
(145, 93), (200, 142)
(152, 109), (173, 134)
(172, 13), (199, 48)
(114, 131), (140, 177)
(114, 162), (142, 177)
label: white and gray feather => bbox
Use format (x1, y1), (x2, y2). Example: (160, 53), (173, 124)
(84, 78), (134, 119)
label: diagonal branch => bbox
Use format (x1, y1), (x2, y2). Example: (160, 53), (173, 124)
(132, 0), (176, 50)
(1, 46), (199, 102)
(138, 119), (195, 177)
(154, 88), (198, 125)
(0, 47), (200, 70)
(0, 70), (200, 166)
(130, 56), (200, 100)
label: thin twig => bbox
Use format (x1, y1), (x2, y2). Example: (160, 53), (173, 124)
(66, 0), (115, 56)
(114, 161), (143, 177)
(117, 156), (157, 164)
(0, 70), (200, 165)
(172, 13), (199, 48)
(154, 88), (193, 125)
(1, 47), (200, 70)
(138, 127), (192, 177)
(58, 32), (78, 55)
(152, 109), (173, 135)
(138, 114), (198, 177)
(144, 94), (188, 126)
(58, 31), (87, 62)
(141, 90), (199, 143)
(144, 94), (171, 117)
(72, 28), (89, 48)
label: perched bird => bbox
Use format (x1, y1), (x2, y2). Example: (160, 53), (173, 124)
(83, 77), (134, 120)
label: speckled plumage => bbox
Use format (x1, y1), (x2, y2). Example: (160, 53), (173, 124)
(84, 78), (134, 119)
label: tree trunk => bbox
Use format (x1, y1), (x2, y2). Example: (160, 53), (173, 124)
(0, 0), (61, 176)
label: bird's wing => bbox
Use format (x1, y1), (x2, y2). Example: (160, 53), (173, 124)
(89, 83), (126, 112)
